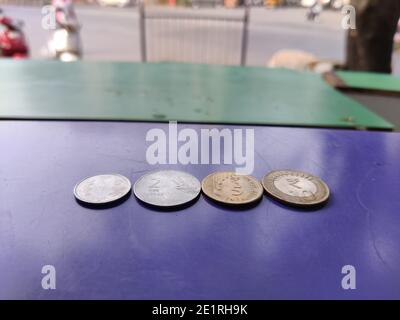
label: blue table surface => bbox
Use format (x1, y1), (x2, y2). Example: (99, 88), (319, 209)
(1, 121), (400, 300)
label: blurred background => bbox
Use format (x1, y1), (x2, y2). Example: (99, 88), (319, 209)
(0, 0), (399, 73)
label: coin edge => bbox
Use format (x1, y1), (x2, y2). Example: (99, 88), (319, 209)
(133, 170), (201, 207)
(261, 170), (330, 207)
(201, 171), (264, 205)
(73, 173), (132, 204)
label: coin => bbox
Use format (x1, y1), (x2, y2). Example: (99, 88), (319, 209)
(201, 171), (263, 206)
(74, 174), (132, 205)
(133, 170), (201, 208)
(262, 170), (330, 207)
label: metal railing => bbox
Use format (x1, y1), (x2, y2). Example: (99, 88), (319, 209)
(139, 2), (250, 65)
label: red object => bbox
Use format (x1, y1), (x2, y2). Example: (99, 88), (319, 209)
(168, 0), (176, 6)
(0, 15), (29, 59)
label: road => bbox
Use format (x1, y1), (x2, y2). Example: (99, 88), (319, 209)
(2, 4), (400, 73)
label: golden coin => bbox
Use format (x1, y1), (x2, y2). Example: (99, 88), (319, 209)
(201, 171), (263, 206)
(262, 170), (330, 207)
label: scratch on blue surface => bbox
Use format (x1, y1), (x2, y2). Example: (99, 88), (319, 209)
(355, 167), (390, 270)
(254, 149), (272, 173)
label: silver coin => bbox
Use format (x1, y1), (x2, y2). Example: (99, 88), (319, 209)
(262, 170), (330, 207)
(74, 174), (131, 205)
(134, 170), (201, 208)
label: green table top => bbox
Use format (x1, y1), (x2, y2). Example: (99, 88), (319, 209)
(336, 71), (400, 93)
(0, 60), (393, 130)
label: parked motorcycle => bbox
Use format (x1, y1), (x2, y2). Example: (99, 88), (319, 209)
(0, 8), (29, 59)
(47, 0), (82, 62)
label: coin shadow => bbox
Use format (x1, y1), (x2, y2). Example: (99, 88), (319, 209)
(265, 193), (331, 213)
(75, 190), (132, 210)
(134, 193), (201, 213)
(202, 195), (263, 212)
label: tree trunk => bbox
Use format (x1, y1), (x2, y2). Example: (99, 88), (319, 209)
(346, 0), (400, 73)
